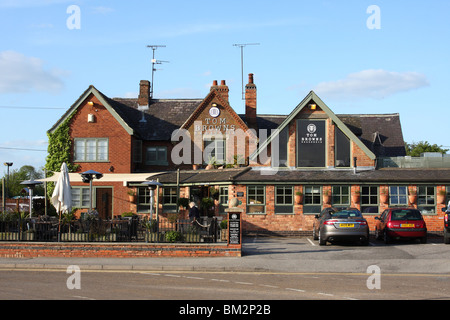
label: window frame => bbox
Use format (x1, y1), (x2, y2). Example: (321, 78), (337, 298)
(417, 185), (436, 215)
(303, 185), (322, 215)
(389, 186), (408, 206)
(275, 185), (294, 214)
(74, 138), (109, 162)
(332, 185), (350, 208)
(247, 185), (266, 214)
(361, 185), (379, 215)
(145, 146), (168, 166)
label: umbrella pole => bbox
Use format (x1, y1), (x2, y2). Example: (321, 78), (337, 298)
(58, 208), (61, 242)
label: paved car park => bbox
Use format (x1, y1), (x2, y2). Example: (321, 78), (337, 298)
(241, 235), (450, 274)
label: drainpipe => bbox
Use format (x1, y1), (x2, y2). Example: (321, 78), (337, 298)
(353, 157), (358, 174)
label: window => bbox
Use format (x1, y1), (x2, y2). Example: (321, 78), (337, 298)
(204, 137), (225, 164)
(332, 186), (350, 208)
(418, 186), (435, 214)
(219, 186), (229, 214)
(146, 146), (168, 166)
(162, 187), (177, 212)
(247, 186), (265, 214)
(303, 186), (322, 214)
(137, 187), (151, 213)
(297, 119), (326, 168)
(71, 187), (90, 208)
(272, 127), (289, 168)
(361, 186), (379, 214)
(389, 186), (408, 206)
(74, 138), (109, 162)
(275, 186), (293, 214)
(133, 140), (142, 163)
(335, 128), (351, 167)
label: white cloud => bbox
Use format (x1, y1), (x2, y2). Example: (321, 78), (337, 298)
(313, 69), (429, 100)
(0, 51), (68, 94)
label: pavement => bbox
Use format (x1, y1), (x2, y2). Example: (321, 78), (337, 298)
(1, 236), (450, 274)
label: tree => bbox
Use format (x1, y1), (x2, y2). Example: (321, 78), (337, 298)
(1, 165), (44, 198)
(405, 141), (449, 157)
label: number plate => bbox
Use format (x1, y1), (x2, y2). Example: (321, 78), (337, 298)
(340, 223), (355, 228)
(401, 224), (414, 228)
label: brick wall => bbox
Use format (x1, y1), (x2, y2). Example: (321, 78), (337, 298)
(70, 94), (132, 174)
(0, 242), (241, 258)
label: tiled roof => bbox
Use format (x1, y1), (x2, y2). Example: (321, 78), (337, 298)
(233, 168), (450, 183)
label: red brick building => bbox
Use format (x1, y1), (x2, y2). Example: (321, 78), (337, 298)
(46, 75), (450, 233)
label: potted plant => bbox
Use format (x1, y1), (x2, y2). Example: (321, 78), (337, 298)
(323, 190), (331, 204)
(294, 191), (303, 205)
(127, 189), (136, 202)
(380, 187), (389, 204)
(408, 188), (417, 205)
(352, 189), (361, 203)
(437, 189), (447, 204)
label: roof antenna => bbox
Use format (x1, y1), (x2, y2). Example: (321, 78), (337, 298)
(146, 45), (169, 98)
(233, 43), (260, 100)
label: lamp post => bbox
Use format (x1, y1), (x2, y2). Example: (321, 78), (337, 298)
(3, 162), (13, 198)
(80, 170), (103, 213)
(20, 178), (43, 218)
(142, 180), (163, 220)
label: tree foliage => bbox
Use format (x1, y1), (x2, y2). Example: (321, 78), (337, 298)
(1, 165), (44, 197)
(405, 141), (449, 157)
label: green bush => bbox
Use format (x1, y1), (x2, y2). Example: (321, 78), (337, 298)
(165, 230), (182, 242)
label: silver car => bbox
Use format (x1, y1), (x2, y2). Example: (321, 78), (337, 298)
(314, 208), (369, 246)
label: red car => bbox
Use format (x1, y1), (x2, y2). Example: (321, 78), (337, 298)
(375, 208), (427, 244)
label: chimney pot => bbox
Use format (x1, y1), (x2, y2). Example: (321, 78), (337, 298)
(138, 80), (151, 107)
(245, 73), (257, 130)
(213, 80), (218, 86)
(248, 73), (254, 84)
(221, 80), (226, 86)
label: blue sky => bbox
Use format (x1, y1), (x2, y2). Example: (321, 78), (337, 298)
(0, 0), (449, 174)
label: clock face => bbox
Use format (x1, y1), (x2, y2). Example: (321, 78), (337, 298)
(209, 106), (220, 118)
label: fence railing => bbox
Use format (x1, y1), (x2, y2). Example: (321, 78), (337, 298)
(0, 216), (221, 243)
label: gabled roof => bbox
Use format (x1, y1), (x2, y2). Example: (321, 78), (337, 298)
(48, 85), (135, 135)
(48, 85), (202, 140)
(249, 91), (377, 161)
(180, 88), (250, 132)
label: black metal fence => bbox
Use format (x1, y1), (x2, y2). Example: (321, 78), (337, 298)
(0, 215), (220, 243)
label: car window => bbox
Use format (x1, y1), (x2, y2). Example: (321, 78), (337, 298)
(331, 210), (362, 219)
(390, 209), (422, 221)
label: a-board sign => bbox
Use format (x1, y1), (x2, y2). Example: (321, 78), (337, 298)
(228, 213), (241, 245)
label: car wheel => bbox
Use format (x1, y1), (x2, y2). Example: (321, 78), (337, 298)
(375, 228), (382, 241)
(384, 230), (391, 244)
(313, 226), (318, 240)
(420, 236), (427, 244)
(444, 231), (450, 244)
(318, 231), (326, 246)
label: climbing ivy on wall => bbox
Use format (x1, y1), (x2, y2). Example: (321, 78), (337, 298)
(45, 112), (79, 198)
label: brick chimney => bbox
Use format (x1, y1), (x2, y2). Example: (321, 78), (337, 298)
(211, 80), (229, 103)
(138, 80), (151, 107)
(245, 73), (257, 130)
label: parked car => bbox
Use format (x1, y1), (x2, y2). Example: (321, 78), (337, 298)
(314, 208), (369, 246)
(443, 207), (450, 244)
(375, 208), (427, 244)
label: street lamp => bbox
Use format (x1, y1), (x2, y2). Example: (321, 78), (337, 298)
(20, 178), (43, 218)
(142, 180), (163, 220)
(3, 162), (13, 198)
(80, 170), (103, 213)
